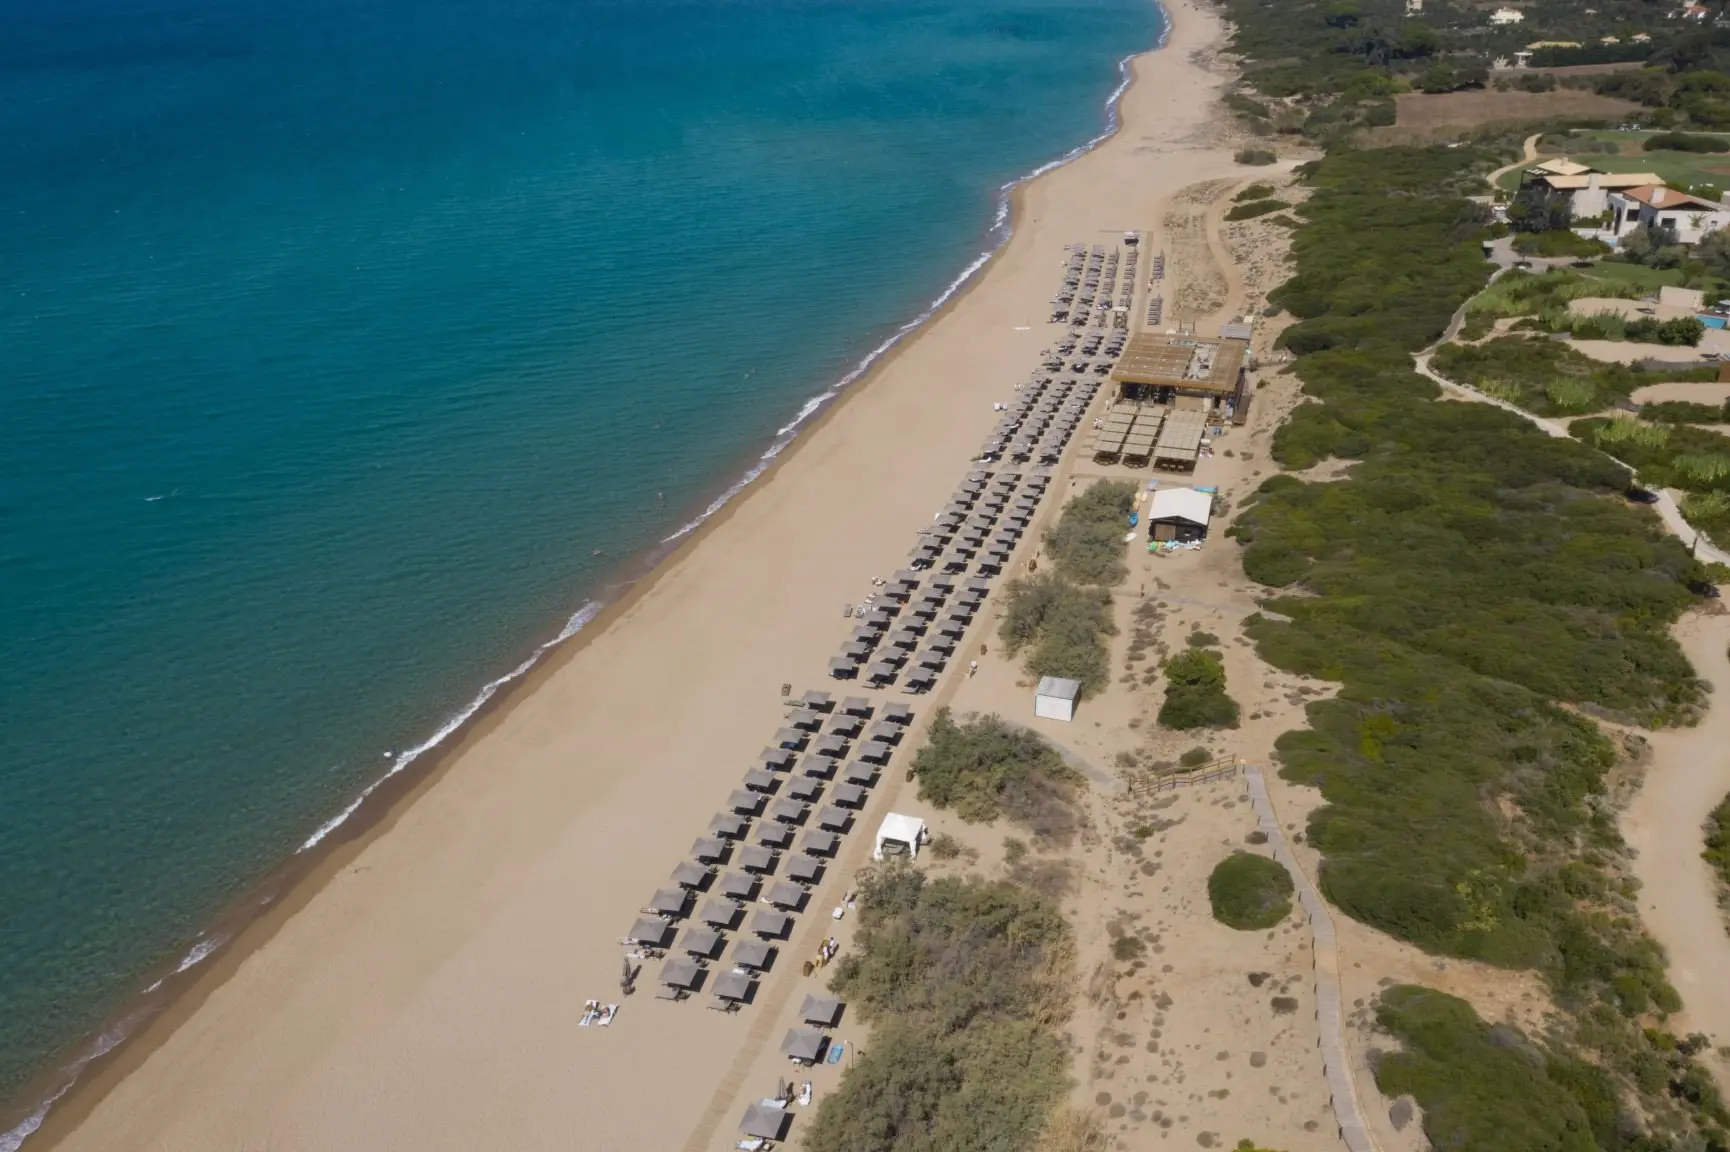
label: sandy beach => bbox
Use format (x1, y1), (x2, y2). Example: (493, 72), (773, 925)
(30, 5), (1257, 1150)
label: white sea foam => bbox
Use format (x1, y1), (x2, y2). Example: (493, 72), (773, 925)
(0, 1015), (148, 1152)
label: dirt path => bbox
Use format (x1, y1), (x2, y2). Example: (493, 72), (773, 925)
(1484, 133), (1541, 191)
(1624, 614), (1730, 1070)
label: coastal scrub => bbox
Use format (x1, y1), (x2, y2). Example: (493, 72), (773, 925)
(1207, 852), (1293, 930)
(1157, 647), (1240, 730)
(909, 709), (1083, 843)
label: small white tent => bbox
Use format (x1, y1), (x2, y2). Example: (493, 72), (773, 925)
(873, 813), (928, 860)
(1035, 676), (1082, 722)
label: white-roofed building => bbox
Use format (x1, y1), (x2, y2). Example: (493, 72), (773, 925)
(1146, 487), (1213, 542)
(873, 812), (928, 860)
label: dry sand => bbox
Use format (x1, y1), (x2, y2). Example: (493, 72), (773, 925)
(35, 5), (1270, 1151)
(1624, 612), (1730, 1089)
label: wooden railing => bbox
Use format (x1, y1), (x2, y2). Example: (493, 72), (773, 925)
(1124, 755), (1240, 795)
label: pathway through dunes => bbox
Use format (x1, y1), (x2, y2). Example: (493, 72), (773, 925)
(1623, 614), (1730, 1087)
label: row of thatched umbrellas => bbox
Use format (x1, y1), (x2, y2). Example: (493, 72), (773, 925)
(625, 693), (915, 1012)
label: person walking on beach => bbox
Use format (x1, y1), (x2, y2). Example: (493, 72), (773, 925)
(968, 660), (978, 677)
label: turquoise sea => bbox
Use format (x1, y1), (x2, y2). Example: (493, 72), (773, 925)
(0, 0), (1163, 1137)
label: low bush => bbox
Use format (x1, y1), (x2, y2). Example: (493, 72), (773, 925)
(1432, 336), (1646, 415)
(1642, 399), (1730, 424)
(998, 573), (1116, 697)
(1157, 648), (1241, 730)
(1179, 746), (1212, 768)
(809, 865), (1073, 1152)
(1706, 792), (1730, 897)
(1644, 131), (1730, 154)
(1235, 182), (1276, 202)
(1511, 230), (1612, 259)
(1045, 480), (1136, 585)
(909, 710), (1083, 842)
(1624, 316), (1706, 346)
(1207, 853), (1293, 929)
(1235, 147), (1278, 166)
(1226, 199), (1290, 221)
(1573, 416), (1730, 493)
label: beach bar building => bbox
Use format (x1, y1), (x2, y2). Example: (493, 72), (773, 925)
(1110, 332), (1247, 416)
(1145, 487), (1212, 542)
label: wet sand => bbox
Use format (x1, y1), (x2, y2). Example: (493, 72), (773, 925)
(35, 4), (1250, 1150)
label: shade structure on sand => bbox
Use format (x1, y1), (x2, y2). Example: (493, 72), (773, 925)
(698, 897), (744, 929)
(785, 777), (823, 803)
(788, 708), (823, 731)
(882, 703), (915, 727)
(727, 789), (765, 816)
(827, 713), (863, 738)
(627, 916), (674, 948)
(751, 909), (793, 939)
(780, 1027), (826, 1064)
(646, 888), (690, 917)
(798, 689), (834, 711)
(786, 854), (824, 884)
(759, 747), (796, 771)
(831, 782), (866, 809)
(690, 836), (726, 863)
(816, 805), (850, 832)
(840, 696), (873, 717)
(769, 798), (809, 825)
(718, 872), (759, 901)
(740, 1103), (792, 1142)
(670, 861), (711, 889)
(841, 761), (878, 786)
(731, 938), (775, 970)
(858, 740), (892, 765)
(743, 769), (779, 794)
(713, 970), (756, 1004)
(773, 727), (807, 750)
(754, 822), (795, 849)
(708, 813), (749, 840)
(797, 755), (837, 780)
(680, 925), (723, 958)
(800, 993), (845, 1027)
(812, 734), (848, 757)
(660, 956), (701, 990)
(800, 830), (840, 857)
(764, 879), (806, 909)
(737, 844), (778, 874)
(865, 721), (902, 743)
(828, 657), (857, 679)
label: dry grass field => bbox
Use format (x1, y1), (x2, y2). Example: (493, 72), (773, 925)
(1362, 88), (1643, 145)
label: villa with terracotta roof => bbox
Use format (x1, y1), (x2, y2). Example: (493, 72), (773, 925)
(1606, 184), (1730, 243)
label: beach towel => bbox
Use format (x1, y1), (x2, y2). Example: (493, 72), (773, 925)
(826, 1041), (845, 1065)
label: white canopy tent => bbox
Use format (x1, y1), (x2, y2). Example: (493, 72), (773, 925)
(873, 812), (928, 860)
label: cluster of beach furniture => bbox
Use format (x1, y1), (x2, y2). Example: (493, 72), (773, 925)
(620, 691), (914, 1018)
(1043, 329), (1127, 379)
(1145, 249), (1166, 327)
(1049, 242), (1136, 329)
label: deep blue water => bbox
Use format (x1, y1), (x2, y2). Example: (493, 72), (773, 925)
(0, 0), (1161, 1132)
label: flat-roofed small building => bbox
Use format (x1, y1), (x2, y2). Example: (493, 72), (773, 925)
(1110, 332), (1247, 415)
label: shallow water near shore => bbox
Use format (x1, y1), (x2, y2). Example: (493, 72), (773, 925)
(0, 0), (1162, 1131)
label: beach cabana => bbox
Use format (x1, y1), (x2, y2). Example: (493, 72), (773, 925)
(788, 708), (823, 732)
(816, 805), (851, 832)
(647, 888), (691, 918)
(754, 822), (795, 850)
(690, 836), (725, 864)
(772, 728), (808, 751)
(626, 916), (674, 949)
(797, 755), (836, 780)
(904, 668), (936, 694)
(769, 798), (809, 825)
(727, 789), (765, 817)
(670, 861), (712, 889)
(765, 880), (807, 911)
(759, 747), (796, 772)
(785, 777), (823, 803)
(839, 641), (873, 662)
(786, 854), (824, 885)
(840, 696), (873, 717)
(698, 897), (744, 930)
(658, 956), (702, 998)
(680, 925), (723, 959)
(737, 844), (778, 874)
(713, 970), (756, 1007)
(800, 830), (840, 858)
(886, 628), (919, 651)
(858, 740), (893, 765)
(866, 662), (896, 687)
(812, 734), (848, 758)
(841, 761), (877, 787)
(914, 649), (945, 671)
(866, 720), (902, 744)
(743, 769), (779, 794)
(780, 1027), (827, 1065)
(861, 609), (892, 629)
(882, 703), (914, 727)
(708, 813), (749, 840)
(751, 909), (793, 940)
(831, 782), (866, 809)
(740, 1103), (792, 1143)
(827, 713), (863, 739)
(928, 634), (956, 656)
(718, 872), (759, 901)
(800, 994), (845, 1028)
(874, 812), (928, 860)
(797, 690), (833, 712)
(935, 619), (966, 640)
(731, 938), (775, 971)
(828, 657), (858, 679)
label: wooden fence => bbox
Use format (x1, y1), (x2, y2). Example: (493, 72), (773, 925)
(1124, 755), (1241, 796)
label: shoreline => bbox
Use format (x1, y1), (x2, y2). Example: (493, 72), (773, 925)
(1, 11), (1175, 1149)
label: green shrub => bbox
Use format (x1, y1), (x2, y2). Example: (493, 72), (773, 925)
(998, 573), (1116, 698)
(1511, 230), (1612, 259)
(1235, 147), (1278, 166)
(808, 866), (1073, 1152)
(1157, 649), (1241, 730)
(1235, 182), (1276, 202)
(1644, 131), (1730, 154)
(1226, 199), (1291, 221)
(1705, 793), (1730, 897)
(909, 709), (1083, 840)
(1045, 480), (1137, 585)
(1179, 746), (1212, 768)
(1432, 336), (1647, 415)
(1641, 399), (1730, 424)
(1207, 853), (1294, 929)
